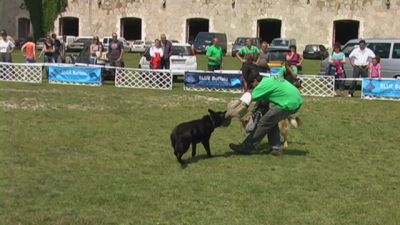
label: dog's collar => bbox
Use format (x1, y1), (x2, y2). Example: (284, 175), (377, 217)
(208, 115), (216, 128)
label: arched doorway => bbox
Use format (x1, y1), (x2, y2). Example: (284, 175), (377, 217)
(59, 17), (79, 36)
(257, 19), (281, 43)
(186, 18), (209, 43)
(333, 20), (359, 45)
(18, 18), (30, 40)
(120, 17), (142, 40)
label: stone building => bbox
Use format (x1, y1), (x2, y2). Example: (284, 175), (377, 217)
(2, 0), (400, 50)
(0, 0), (31, 41)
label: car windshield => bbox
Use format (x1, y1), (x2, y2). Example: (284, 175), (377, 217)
(305, 45), (318, 52)
(194, 33), (213, 43)
(172, 46), (193, 56)
(37, 38), (46, 43)
(235, 38), (259, 45)
(103, 38), (111, 44)
(267, 50), (288, 61)
(342, 43), (358, 57)
(75, 38), (91, 43)
(271, 39), (290, 47)
(133, 40), (143, 44)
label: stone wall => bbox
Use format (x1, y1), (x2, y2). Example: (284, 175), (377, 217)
(0, 0), (30, 39)
(52, 0), (399, 50)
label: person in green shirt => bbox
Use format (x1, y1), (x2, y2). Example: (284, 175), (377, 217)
(206, 37), (223, 71)
(236, 38), (260, 64)
(227, 64), (303, 156)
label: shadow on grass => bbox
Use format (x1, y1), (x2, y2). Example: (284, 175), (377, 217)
(180, 148), (309, 168)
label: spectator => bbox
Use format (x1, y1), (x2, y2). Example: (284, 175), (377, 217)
(0, 30), (15, 62)
(328, 42), (346, 94)
(42, 35), (55, 63)
(60, 35), (67, 63)
(236, 38), (260, 66)
(369, 56), (381, 79)
(149, 39), (164, 69)
(90, 36), (103, 64)
(52, 33), (62, 63)
(108, 32), (124, 67)
(255, 41), (270, 73)
(206, 37), (223, 71)
(160, 34), (172, 69)
(348, 39), (375, 97)
(227, 64), (303, 156)
(21, 36), (36, 63)
(286, 45), (303, 74)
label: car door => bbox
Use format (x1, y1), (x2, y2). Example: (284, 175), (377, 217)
(387, 42), (400, 78)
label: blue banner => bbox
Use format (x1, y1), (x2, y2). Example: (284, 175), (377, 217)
(362, 79), (400, 98)
(184, 71), (243, 89)
(48, 65), (102, 84)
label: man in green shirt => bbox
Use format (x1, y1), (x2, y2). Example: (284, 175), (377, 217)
(227, 64), (303, 156)
(236, 38), (260, 64)
(206, 37), (223, 71)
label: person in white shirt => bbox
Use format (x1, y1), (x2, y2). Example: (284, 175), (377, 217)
(0, 30), (15, 62)
(348, 39), (375, 97)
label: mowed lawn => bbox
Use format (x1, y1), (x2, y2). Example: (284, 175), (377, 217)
(1, 52), (400, 224)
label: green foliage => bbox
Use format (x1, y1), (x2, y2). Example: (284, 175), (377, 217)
(24, 0), (43, 39)
(24, 0), (68, 39)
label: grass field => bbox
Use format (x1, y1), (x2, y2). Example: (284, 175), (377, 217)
(1, 52), (400, 224)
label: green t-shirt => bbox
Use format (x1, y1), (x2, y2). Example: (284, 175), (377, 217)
(239, 46), (260, 57)
(206, 45), (223, 65)
(251, 75), (304, 110)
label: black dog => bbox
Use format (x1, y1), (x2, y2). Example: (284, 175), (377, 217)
(170, 109), (227, 164)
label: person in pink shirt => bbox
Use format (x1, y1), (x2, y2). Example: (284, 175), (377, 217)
(369, 56), (381, 79)
(21, 36), (36, 63)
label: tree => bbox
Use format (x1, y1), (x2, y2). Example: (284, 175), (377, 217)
(24, 0), (68, 39)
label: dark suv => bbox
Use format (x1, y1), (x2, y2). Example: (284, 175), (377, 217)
(193, 32), (227, 55)
(303, 44), (329, 60)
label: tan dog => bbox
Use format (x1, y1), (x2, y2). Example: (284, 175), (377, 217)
(240, 113), (302, 149)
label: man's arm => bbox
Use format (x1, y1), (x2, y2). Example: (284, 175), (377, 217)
(236, 49), (245, 63)
(118, 42), (124, 61)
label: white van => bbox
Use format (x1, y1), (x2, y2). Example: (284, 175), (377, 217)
(320, 38), (400, 78)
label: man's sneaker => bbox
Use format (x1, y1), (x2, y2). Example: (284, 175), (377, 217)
(229, 143), (250, 154)
(270, 148), (283, 156)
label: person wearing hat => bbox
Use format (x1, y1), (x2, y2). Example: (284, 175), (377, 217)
(0, 30), (15, 62)
(226, 64), (303, 156)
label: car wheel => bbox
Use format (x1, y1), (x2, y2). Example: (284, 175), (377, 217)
(394, 75), (400, 79)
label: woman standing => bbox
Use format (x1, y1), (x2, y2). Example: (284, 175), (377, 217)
(286, 45), (303, 74)
(328, 42), (346, 95)
(42, 35), (55, 63)
(90, 36), (103, 64)
(149, 39), (164, 69)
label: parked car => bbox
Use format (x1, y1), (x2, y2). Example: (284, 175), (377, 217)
(193, 32), (227, 55)
(231, 37), (261, 57)
(102, 37), (132, 53)
(303, 44), (329, 59)
(319, 38), (400, 78)
(59, 35), (76, 51)
(131, 40), (146, 53)
(36, 38), (46, 50)
(265, 47), (290, 72)
(138, 43), (197, 74)
(270, 38), (296, 50)
(68, 36), (93, 52)
(144, 40), (154, 48)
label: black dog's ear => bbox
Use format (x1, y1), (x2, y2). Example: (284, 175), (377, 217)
(208, 109), (215, 114)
